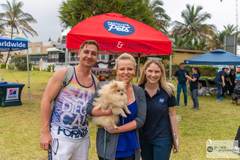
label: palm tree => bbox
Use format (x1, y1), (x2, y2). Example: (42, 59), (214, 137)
(0, 25), (4, 35)
(213, 24), (238, 49)
(223, 24), (238, 34)
(0, 13), (5, 35)
(172, 4), (216, 50)
(0, 0), (38, 64)
(147, 0), (170, 33)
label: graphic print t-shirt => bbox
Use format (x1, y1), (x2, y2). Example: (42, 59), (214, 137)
(50, 72), (95, 140)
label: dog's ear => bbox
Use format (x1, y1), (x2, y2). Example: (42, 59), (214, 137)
(111, 82), (119, 91)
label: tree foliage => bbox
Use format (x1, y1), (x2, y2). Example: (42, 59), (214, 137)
(171, 4), (216, 50)
(214, 24), (238, 49)
(59, 0), (170, 33)
(0, 0), (38, 37)
(10, 55), (31, 71)
(0, 0), (38, 64)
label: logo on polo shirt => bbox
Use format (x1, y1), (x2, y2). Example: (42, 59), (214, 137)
(159, 98), (165, 103)
(104, 20), (135, 36)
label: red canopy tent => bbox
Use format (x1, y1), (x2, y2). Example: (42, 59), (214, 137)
(66, 13), (172, 55)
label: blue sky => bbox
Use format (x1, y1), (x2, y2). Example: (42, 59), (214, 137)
(10, 0), (238, 42)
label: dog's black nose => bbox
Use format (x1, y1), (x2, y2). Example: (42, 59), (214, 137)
(121, 93), (124, 95)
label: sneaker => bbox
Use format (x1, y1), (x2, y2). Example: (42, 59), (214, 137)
(232, 146), (240, 154)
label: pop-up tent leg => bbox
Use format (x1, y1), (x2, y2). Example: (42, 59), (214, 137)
(169, 54), (173, 81)
(26, 49), (31, 100)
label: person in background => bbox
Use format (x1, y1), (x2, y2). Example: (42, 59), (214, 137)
(229, 69), (236, 95)
(186, 67), (200, 110)
(87, 53), (147, 160)
(215, 67), (228, 101)
(223, 68), (230, 96)
(174, 63), (189, 106)
(139, 60), (179, 160)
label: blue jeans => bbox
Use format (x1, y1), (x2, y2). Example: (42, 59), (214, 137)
(216, 84), (223, 100)
(177, 83), (187, 106)
(191, 89), (199, 108)
(141, 137), (172, 160)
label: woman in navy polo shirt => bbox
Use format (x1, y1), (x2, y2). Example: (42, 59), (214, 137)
(138, 60), (179, 160)
(185, 67), (200, 110)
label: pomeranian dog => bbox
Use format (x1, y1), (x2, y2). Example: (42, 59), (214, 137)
(92, 80), (131, 128)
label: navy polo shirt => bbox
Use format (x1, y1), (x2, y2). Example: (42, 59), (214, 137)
(140, 87), (176, 141)
(174, 69), (188, 84)
(190, 73), (200, 90)
(215, 70), (225, 84)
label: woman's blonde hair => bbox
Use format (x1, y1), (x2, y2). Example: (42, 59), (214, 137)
(114, 53), (137, 70)
(138, 60), (175, 96)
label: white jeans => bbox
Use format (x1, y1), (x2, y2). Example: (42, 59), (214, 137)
(48, 135), (90, 160)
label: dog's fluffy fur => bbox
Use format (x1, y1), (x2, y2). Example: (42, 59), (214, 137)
(92, 80), (130, 128)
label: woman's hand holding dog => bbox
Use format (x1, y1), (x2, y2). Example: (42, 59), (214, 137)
(105, 120), (137, 134)
(105, 125), (120, 134)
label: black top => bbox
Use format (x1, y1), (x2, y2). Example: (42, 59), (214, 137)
(190, 73), (200, 90)
(229, 73), (236, 85)
(215, 70), (225, 84)
(174, 69), (189, 84)
(140, 86), (176, 141)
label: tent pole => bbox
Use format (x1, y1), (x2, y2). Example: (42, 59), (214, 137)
(169, 54), (172, 81)
(65, 48), (68, 66)
(26, 49), (31, 100)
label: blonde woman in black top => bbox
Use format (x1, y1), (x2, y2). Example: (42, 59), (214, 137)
(138, 60), (179, 160)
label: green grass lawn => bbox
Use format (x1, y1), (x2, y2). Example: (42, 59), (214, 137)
(0, 69), (239, 160)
